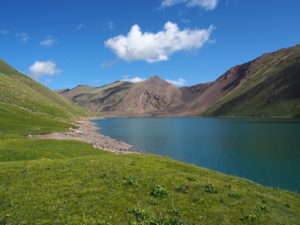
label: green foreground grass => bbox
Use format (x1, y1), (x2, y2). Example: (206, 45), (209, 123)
(0, 137), (300, 225)
(0, 103), (72, 141)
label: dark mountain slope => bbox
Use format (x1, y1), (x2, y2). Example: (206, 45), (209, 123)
(203, 44), (300, 117)
(172, 64), (253, 116)
(180, 82), (213, 104)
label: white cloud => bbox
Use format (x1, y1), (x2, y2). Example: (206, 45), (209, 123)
(29, 61), (62, 80)
(0, 30), (9, 34)
(123, 75), (146, 83)
(166, 78), (186, 86)
(161, 0), (218, 10)
(16, 33), (29, 43)
(40, 37), (56, 47)
(75, 23), (85, 31)
(105, 21), (214, 63)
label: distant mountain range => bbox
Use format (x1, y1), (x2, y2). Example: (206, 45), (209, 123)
(58, 44), (300, 117)
(0, 44), (299, 119)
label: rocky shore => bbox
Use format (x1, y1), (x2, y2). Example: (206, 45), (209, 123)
(29, 120), (133, 153)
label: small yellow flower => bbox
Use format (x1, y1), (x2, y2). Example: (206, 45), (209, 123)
(5, 213), (11, 217)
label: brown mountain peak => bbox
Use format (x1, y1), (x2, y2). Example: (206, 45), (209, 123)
(145, 75), (168, 85)
(149, 75), (161, 80)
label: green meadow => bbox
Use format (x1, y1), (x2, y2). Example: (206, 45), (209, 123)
(1, 138), (300, 225)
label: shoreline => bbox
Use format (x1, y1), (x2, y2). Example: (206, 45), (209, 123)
(92, 112), (300, 119)
(29, 118), (133, 154)
(27, 117), (299, 193)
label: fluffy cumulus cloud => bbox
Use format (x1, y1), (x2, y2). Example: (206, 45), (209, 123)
(16, 33), (29, 43)
(161, 0), (218, 10)
(123, 75), (146, 83)
(105, 22), (214, 63)
(29, 61), (62, 80)
(166, 78), (186, 86)
(40, 37), (56, 47)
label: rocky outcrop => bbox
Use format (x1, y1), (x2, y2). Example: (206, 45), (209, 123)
(117, 76), (182, 114)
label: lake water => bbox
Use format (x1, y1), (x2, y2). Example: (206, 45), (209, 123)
(93, 118), (300, 193)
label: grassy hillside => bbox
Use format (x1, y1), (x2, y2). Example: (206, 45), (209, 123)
(0, 103), (71, 140)
(0, 59), (87, 121)
(203, 45), (300, 117)
(0, 58), (88, 140)
(1, 138), (300, 224)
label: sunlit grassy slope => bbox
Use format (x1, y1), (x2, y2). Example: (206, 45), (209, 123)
(0, 103), (71, 140)
(0, 59), (299, 224)
(0, 59), (87, 121)
(203, 45), (300, 117)
(1, 138), (300, 225)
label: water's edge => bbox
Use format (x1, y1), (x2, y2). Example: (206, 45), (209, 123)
(93, 117), (300, 193)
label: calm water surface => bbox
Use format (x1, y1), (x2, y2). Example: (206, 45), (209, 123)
(93, 118), (300, 192)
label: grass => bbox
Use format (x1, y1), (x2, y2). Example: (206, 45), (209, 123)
(0, 137), (300, 224)
(0, 59), (87, 121)
(0, 103), (71, 140)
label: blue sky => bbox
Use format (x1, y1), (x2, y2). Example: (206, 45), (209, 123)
(0, 0), (299, 90)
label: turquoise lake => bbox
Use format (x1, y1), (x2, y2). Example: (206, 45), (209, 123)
(93, 118), (300, 193)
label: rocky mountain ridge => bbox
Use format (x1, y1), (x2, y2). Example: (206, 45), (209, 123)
(57, 44), (300, 117)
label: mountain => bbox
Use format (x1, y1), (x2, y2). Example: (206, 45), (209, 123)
(116, 76), (182, 114)
(0, 59), (87, 138)
(57, 81), (136, 113)
(58, 44), (300, 117)
(57, 76), (182, 115)
(203, 45), (300, 117)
